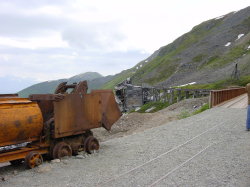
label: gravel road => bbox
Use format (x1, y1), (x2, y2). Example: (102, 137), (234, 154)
(1, 107), (249, 187)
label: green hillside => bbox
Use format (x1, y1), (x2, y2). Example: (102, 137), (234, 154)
(102, 6), (250, 89)
(18, 72), (104, 97)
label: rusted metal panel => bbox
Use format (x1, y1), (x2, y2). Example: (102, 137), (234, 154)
(54, 90), (121, 138)
(53, 93), (100, 138)
(0, 94), (18, 98)
(93, 90), (122, 130)
(209, 87), (246, 107)
(29, 94), (56, 122)
(0, 146), (48, 163)
(0, 98), (43, 147)
(0, 98), (32, 104)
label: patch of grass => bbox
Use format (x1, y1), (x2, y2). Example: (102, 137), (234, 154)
(128, 109), (135, 113)
(242, 16), (250, 28)
(182, 75), (250, 90)
(178, 103), (209, 119)
(102, 69), (134, 89)
(192, 104), (209, 115)
(199, 55), (220, 69)
(192, 54), (205, 63)
(178, 111), (191, 119)
(137, 101), (170, 113)
(203, 44), (250, 69)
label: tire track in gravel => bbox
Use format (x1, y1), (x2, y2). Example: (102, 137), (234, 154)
(98, 109), (240, 187)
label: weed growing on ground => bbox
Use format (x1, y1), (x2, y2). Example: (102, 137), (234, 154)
(137, 101), (170, 113)
(178, 111), (191, 119)
(178, 103), (210, 119)
(192, 104), (209, 115)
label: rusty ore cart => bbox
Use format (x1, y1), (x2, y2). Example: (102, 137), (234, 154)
(0, 81), (121, 168)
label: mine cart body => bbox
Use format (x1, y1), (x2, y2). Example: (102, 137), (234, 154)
(0, 81), (121, 168)
(53, 90), (120, 138)
(0, 98), (43, 147)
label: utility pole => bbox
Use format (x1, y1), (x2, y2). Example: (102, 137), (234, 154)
(231, 62), (240, 80)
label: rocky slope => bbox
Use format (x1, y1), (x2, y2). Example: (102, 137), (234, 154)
(103, 6), (250, 88)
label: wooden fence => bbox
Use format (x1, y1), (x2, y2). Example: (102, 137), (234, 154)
(209, 87), (246, 107)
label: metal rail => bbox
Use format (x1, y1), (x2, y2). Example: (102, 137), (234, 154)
(209, 87), (246, 108)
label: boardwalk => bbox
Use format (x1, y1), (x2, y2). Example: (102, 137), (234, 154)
(217, 93), (247, 109)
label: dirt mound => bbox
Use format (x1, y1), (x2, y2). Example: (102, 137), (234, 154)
(93, 97), (209, 142)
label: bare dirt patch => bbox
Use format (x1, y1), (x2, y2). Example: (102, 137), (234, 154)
(93, 97), (209, 142)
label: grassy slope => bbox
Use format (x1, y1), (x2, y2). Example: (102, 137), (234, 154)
(102, 69), (134, 89)
(182, 75), (250, 90)
(102, 10), (250, 89)
(19, 79), (67, 97)
(19, 72), (103, 97)
(102, 18), (224, 88)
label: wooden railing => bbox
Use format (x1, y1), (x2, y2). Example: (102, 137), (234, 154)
(209, 87), (246, 108)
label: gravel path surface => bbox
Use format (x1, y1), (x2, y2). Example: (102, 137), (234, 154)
(1, 107), (249, 187)
(218, 93), (247, 109)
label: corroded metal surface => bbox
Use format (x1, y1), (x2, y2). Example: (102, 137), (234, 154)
(52, 142), (72, 159)
(0, 94), (18, 98)
(0, 146), (48, 163)
(0, 98), (43, 147)
(84, 136), (99, 154)
(54, 89), (121, 138)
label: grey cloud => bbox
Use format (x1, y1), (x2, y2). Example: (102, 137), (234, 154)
(0, 8), (124, 53)
(0, 45), (73, 55)
(0, 12), (69, 37)
(0, 0), (125, 52)
(0, 0), (150, 92)
(0, 0), (70, 9)
(0, 48), (149, 77)
(62, 23), (126, 51)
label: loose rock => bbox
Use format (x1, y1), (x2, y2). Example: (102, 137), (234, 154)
(1, 175), (9, 181)
(51, 159), (60, 163)
(37, 165), (52, 173)
(75, 155), (85, 159)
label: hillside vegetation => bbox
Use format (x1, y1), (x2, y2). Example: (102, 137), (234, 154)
(102, 6), (250, 89)
(18, 72), (106, 97)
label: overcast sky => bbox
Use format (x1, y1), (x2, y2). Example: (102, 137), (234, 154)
(0, 0), (249, 93)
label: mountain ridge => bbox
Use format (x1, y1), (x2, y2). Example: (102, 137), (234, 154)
(18, 72), (106, 97)
(18, 6), (250, 96)
(102, 6), (250, 88)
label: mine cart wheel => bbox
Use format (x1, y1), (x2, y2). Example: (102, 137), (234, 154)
(52, 142), (72, 159)
(10, 159), (23, 166)
(25, 151), (43, 169)
(84, 136), (99, 154)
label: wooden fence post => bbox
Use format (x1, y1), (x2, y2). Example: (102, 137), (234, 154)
(185, 91), (190, 99)
(177, 90), (181, 102)
(169, 89), (174, 104)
